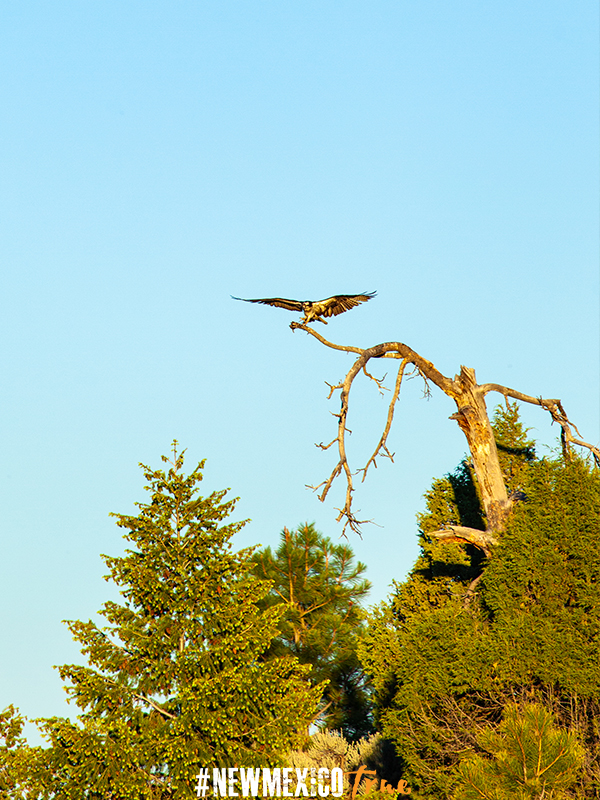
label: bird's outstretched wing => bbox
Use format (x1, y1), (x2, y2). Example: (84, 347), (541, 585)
(317, 292), (376, 317)
(231, 296), (304, 312)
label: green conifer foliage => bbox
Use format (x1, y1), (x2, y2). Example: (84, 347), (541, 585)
(22, 446), (321, 798)
(252, 524), (372, 740)
(492, 402), (536, 496)
(0, 706), (47, 799)
(359, 408), (600, 798)
(453, 703), (584, 800)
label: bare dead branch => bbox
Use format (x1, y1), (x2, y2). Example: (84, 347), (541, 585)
(325, 380), (343, 400)
(313, 351), (370, 511)
(362, 365), (388, 394)
(295, 325), (458, 532)
(290, 322), (455, 394)
(419, 371), (432, 399)
(290, 321), (365, 355)
(315, 439), (337, 451)
(480, 383), (600, 466)
(357, 358), (409, 483)
(333, 505), (374, 538)
(311, 462), (343, 504)
(429, 525), (499, 557)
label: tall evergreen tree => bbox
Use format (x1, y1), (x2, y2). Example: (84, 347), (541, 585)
(10, 445), (321, 798)
(252, 524), (373, 740)
(359, 406), (600, 798)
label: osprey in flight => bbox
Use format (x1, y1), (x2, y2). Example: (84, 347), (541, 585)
(232, 292), (376, 325)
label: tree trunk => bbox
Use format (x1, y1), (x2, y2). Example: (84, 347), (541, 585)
(448, 366), (512, 532)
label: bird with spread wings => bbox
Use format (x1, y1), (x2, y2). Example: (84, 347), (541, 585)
(232, 292), (376, 325)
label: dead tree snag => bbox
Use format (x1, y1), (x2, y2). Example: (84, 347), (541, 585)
(290, 322), (599, 553)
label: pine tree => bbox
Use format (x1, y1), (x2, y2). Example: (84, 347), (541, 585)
(453, 703), (584, 800)
(359, 406), (600, 798)
(16, 445), (321, 798)
(252, 524), (373, 740)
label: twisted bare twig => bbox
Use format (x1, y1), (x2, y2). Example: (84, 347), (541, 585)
(480, 383), (600, 467)
(356, 357), (409, 483)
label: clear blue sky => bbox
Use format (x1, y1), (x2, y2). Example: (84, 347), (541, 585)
(1, 1), (598, 741)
